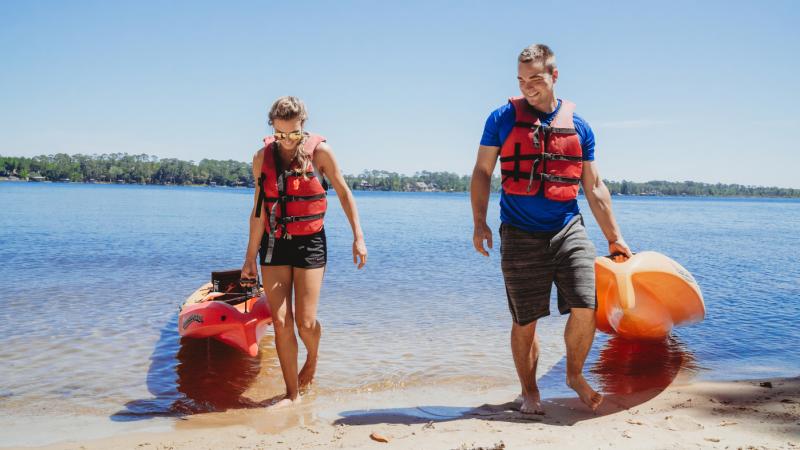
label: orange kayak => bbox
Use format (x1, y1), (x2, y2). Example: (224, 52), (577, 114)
(178, 282), (272, 356)
(595, 251), (705, 340)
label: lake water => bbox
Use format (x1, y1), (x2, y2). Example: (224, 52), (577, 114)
(1, 183), (798, 441)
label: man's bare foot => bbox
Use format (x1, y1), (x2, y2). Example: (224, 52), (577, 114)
(268, 395), (301, 409)
(298, 357), (317, 389)
(567, 374), (603, 411)
(518, 391), (545, 415)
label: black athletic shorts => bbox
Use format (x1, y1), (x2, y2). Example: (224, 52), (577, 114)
(500, 215), (597, 326)
(259, 228), (327, 269)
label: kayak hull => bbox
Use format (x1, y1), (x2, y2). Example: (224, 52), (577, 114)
(595, 251), (704, 340)
(178, 283), (272, 356)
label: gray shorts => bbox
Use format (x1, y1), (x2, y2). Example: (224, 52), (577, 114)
(500, 214), (597, 326)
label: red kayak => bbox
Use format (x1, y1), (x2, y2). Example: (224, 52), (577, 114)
(178, 270), (272, 356)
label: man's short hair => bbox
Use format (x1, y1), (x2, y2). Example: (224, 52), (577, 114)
(518, 44), (557, 73)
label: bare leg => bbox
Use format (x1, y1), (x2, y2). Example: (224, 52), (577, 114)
(293, 266), (325, 390)
(511, 320), (544, 414)
(515, 333), (540, 404)
(262, 265), (301, 407)
(565, 307), (602, 411)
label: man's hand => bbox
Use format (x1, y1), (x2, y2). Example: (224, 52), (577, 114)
(608, 238), (633, 260)
(470, 145), (500, 258)
(473, 222), (494, 257)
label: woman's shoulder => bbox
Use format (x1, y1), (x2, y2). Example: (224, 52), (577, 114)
(251, 146), (268, 174)
(253, 145), (268, 162)
(314, 140), (331, 152)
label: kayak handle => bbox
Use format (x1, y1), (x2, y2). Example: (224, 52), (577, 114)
(604, 252), (635, 262)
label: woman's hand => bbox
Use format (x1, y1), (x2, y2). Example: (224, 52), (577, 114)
(200, 291), (226, 303)
(240, 257), (259, 287)
(353, 237), (367, 269)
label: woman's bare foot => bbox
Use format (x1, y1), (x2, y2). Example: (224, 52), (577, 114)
(518, 391), (545, 415)
(567, 374), (603, 411)
(298, 357), (317, 389)
(268, 395), (301, 409)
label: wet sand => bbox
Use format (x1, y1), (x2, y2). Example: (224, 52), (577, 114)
(10, 376), (799, 450)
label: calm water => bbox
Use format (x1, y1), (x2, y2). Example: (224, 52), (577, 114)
(1, 183), (799, 423)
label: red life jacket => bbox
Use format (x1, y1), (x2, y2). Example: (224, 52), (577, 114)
(255, 133), (328, 261)
(499, 97), (583, 201)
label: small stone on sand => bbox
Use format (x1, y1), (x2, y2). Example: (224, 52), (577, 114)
(370, 432), (390, 443)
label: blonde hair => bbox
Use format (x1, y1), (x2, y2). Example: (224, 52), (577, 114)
(268, 96), (311, 174)
(518, 44), (557, 73)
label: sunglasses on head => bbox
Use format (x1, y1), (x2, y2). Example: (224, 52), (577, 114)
(274, 130), (304, 141)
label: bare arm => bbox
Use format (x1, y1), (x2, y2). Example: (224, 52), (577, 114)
(470, 145), (500, 256)
(241, 149), (267, 285)
(314, 142), (367, 269)
(581, 160), (632, 257)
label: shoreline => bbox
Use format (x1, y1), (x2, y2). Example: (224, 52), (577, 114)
(6, 375), (798, 449)
(2, 180), (800, 199)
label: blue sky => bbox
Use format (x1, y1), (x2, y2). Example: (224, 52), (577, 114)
(1, 1), (798, 187)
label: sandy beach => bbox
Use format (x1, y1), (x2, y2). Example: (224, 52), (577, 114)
(8, 375), (795, 450)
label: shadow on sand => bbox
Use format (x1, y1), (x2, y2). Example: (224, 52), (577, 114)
(334, 335), (699, 427)
(111, 313), (278, 421)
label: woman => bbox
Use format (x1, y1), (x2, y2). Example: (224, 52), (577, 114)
(241, 96), (367, 408)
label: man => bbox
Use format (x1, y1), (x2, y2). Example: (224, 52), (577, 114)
(470, 44), (632, 414)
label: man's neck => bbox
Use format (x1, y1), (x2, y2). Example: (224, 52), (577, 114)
(529, 95), (558, 114)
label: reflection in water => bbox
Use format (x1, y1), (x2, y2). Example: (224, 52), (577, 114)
(113, 314), (276, 421)
(171, 337), (262, 413)
(590, 335), (699, 395)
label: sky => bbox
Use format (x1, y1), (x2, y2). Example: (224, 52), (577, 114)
(1, 0), (798, 187)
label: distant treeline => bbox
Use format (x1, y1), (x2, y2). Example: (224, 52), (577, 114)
(2, 153), (799, 197)
(601, 180), (800, 198)
(343, 170), (500, 192)
(1, 153), (251, 186)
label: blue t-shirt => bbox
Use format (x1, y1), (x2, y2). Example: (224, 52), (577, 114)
(480, 99), (595, 232)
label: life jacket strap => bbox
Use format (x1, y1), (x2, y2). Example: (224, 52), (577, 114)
(502, 153), (581, 163)
(499, 154), (542, 163)
(265, 198), (280, 263)
(277, 212), (326, 224)
(283, 170), (316, 178)
(543, 153), (583, 162)
(264, 193), (328, 203)
(254, 174), (267, 218)
(513, 121), (577, 135)
(501, 170), (581, 185)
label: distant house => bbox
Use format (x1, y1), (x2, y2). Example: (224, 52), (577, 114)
(358, 180), (374, 190)
(413, 181), (437, 192)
